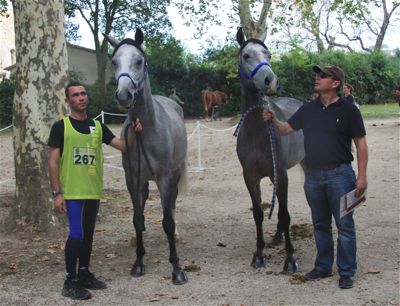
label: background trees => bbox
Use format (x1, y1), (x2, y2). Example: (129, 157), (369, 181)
(272, 0), (400, 53)
(64, 0), (172, 114)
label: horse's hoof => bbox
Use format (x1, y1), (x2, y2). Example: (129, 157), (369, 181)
(284, 260), (298, 273)
(130, 263), (145, 277)
(251, 253), (266, 268)
(172, 269), (188, 285)
(272, 232), (283, 245)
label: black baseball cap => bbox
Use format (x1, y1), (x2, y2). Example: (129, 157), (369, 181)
(313, 65), (345, 85)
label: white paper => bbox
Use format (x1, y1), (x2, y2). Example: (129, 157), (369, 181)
(340, 188), (367, 218)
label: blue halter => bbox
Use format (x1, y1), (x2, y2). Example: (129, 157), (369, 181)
(238, 61), (273, 80)
(116, 63), (148, 90)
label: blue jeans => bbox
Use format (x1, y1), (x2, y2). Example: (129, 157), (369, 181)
(304, 163), (357, 277)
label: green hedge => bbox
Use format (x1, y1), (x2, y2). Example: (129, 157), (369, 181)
(1, 47), (399, 126)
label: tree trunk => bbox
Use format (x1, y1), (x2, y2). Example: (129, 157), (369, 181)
(10, 0), (68, 231)
(238, 0), (271, 41)
(96, 40), (109, 112)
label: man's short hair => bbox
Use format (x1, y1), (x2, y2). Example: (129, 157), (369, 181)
(65, 82), (84, 98)
(313, 65), (345, 87)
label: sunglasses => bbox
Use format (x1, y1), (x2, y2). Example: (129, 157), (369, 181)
(317, 72), (333, 79)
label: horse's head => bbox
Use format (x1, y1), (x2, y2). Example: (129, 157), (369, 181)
(104, 29), (147, 109)
(236, 28), (278, 95)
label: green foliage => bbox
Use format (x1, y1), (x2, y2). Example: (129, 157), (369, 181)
(0, 0), (7, 16)
(144, 37), (241, 117)
(274, 49), (400, 104)
(0, 78), (14, 127)
(2, 37), (399, 123)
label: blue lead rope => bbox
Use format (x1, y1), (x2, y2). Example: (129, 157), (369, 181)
(266, 119), (277, 219)
(233, 103), (278, 219)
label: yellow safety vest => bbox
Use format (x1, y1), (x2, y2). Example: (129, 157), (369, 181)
(60, 117), (103, 199)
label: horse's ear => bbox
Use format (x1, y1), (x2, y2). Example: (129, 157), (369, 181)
(103, 33), (120, 47)
(135, 28), (144, 46)
(258, 31), (267, 43)
(236, 27), (246, 46)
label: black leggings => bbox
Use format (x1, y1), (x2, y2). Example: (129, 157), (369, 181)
(65, 199), (99, 278)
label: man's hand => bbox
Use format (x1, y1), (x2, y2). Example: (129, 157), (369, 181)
(132, 118), (142, 133)
(262, 109), (275, 122)
(53, 194), (66, 213)
(355, 175), (367, 198)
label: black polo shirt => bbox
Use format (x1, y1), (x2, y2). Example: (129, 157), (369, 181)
(288, 98), (366, 169)
(48, 116), (116, 156)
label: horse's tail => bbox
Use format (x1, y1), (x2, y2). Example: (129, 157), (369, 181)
(178, 154), (188, 196)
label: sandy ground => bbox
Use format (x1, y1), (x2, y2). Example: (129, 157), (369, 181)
(0, 116), (399, 305)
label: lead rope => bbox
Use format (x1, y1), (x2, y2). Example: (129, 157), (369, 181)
(124, 121), (144, 230)
(233, 100), (278, 219)
(266, 116), (277, 219)
(124, 120), (155, 231)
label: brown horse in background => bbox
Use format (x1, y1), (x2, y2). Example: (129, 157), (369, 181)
(201, 90), (228, 120)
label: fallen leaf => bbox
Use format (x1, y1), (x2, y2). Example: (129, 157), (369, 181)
(150, 298), (160, 302)
(365, 267), (381, 274)
(40, 256), (50, 262)
(9, 262), (17, 270)
(171, 296), (179, 300)
(105, 253), (117, 259)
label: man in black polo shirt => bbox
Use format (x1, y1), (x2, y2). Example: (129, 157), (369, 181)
(263, 65), (368, 289)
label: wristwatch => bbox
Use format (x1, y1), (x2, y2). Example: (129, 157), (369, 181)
(52, 191), (62, 198)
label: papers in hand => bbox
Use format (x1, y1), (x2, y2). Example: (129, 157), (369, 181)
(340, 188), (367, 218)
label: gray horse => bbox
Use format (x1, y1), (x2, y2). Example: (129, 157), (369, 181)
(104, 29), (188, 284)
(235, 28), (305, 272)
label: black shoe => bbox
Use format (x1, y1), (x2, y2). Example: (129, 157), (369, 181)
(305, 269), (333, 281)
(62, 278), (92, 300)
(339, 276), (354, 289)
(78, 270), (107, 290)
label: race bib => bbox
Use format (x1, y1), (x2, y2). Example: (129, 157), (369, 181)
(73, 147), (96, 165)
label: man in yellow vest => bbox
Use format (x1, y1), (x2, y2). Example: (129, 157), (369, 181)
(48, 82), (141, 300)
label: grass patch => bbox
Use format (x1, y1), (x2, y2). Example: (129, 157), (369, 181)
(360, 103), (399, 119)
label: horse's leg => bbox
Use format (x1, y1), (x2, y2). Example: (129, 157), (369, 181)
(244, 174), (266, 268)
(128, 183), (146, 277)
(158, 177), (188, 285)
(275, 170), (298, 272)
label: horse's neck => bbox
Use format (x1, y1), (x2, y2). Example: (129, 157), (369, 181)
(241, 85), (262, 111)
(129, 81), (155, 123)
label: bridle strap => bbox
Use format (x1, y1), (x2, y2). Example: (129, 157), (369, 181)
(238, 61), (272, 80)
(116, 64), (148, 90)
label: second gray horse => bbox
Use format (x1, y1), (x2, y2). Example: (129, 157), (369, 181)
(235, 28), (305, 272)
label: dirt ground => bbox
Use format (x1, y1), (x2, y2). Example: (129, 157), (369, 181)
(0, 116), (399, 305)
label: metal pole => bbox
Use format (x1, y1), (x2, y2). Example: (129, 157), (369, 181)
(197, 121), (202, 169)
(101, 111), (105, 124)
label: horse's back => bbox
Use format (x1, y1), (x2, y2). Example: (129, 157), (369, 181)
(152, 95), (187, 160)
